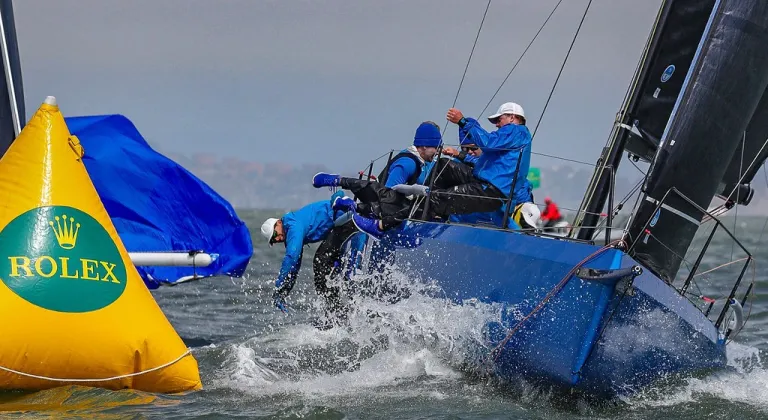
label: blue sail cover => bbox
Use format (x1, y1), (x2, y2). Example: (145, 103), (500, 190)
(65, 114), (253, 289)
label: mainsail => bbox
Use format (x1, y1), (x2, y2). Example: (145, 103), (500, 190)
(66, 115), (253, 288)
(0, 0), (24, 158)
(575, 0), (768, 283)
(574, 0), (717, 239)
(626, 0), (768, 281)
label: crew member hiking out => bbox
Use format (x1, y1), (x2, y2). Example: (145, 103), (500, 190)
(311, 121), (441, 231)
(443, 128), (481, 167)
(350, 102), (534, 238)
(442, 132), (498, 225)
(260, 191), (358, 316)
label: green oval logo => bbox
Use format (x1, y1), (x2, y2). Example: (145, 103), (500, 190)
(0, 205), (127, 312)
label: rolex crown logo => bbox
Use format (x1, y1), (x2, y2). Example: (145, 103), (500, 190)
(49, 214), (81, 249)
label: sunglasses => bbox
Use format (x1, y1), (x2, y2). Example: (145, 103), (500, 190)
(462, 146), (479, 152)
(269, 229), (279, 246)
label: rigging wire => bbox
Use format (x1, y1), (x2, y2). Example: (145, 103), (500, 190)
(440, 0), (492, 138)
(731, 131), (746, 262)
(723, 136), (768, 203)
(590, 178), (643, 238)
(570, 0), (671, 234)
(478, 0), (565, 118)
(524, 150), (593, 167)
(704, 137), (768, 223)
(433, 0), (565, 186)
(532, 0), (594, 139)
(727, 163), (767, 342)
(759, 163), (768, 244)
(420, 0), (491, 220)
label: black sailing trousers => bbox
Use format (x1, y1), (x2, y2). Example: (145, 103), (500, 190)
(339, 177), (412, 230)
(312, 220), (358, 314)
(424, 158), (506, 218)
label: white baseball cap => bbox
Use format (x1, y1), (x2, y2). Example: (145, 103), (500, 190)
(261, 217), (279, 245)
(488, 102), (525, 123)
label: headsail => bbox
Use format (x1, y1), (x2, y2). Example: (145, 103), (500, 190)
(0, 0), (24, 158)
(66, 115), (253, 288)
(626, 0), (768, 282)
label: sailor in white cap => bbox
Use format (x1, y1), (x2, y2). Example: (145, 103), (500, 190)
(260, 191), (357, 315)
(426, 102), (534, 220)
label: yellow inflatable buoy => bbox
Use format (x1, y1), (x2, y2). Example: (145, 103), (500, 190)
(0, 96), (202, 393)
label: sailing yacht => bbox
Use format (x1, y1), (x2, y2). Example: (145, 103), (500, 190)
(336, 0), (767, 398)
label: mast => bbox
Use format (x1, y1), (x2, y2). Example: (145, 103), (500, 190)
(573, 0), (717, 240)
(0, 0), (24, 158)
(626, 0), (768, 282)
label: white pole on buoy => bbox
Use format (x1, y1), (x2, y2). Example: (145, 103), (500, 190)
(128, 252), (214, 267)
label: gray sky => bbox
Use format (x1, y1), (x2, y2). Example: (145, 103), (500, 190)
(13, 0), (662, 171)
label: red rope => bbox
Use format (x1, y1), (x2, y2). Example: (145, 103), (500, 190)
(491, 240), (622, 361)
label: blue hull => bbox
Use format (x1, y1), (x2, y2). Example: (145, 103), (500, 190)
(340, 220), (726, 398)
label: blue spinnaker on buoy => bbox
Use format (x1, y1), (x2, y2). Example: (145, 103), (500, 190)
(65, 114), (252, 289)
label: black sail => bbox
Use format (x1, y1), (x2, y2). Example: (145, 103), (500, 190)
(626, 0), (768, 282)
(0, 0), (24, 159)
(715, 86), (768, 206)
(624, 0), (718, 161)
(575, 0), (717, 239)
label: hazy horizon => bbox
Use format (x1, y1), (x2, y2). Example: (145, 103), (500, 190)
(14, 0), (662, 175)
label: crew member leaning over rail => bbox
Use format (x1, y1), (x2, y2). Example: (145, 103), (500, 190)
(260, 190), (357, 315)
(312, 121), (440, 232)
(349, 102), (535, 238)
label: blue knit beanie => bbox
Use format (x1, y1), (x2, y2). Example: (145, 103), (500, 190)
(413, 122), (441, 147)
(458, 127), (473, 145)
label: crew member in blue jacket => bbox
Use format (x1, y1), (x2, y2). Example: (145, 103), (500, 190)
(348, 102), (533, 238)
(260, 190), (357, 314)
(443, 128), (481, 166)
(312, 121), (441, 230)
(440, 101), (532, 210)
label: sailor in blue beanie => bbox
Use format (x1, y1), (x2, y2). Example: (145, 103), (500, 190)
(312, 121), (441, 233)
(413, 121), (442, 149)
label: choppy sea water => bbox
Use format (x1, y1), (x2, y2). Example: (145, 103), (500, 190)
(2, 211), (768, 419)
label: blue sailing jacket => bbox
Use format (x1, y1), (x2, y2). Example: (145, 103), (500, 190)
(464, 154), (480, 165)
(385, 154), (419, 188)
(419, 160), (435, 184)
(460, 118), (533, 204)
(385, 147), (432, 187)
(276, 190), (345, 290)
(456, 126), (480, 166)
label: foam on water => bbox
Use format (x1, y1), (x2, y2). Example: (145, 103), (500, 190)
(212, 266), (500, 400)
(622, 341), (768, 412)
(208, 255), (768, 416)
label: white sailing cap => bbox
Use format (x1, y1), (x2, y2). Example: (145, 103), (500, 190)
(261, 218), (279, 245)
(488, 102), (525, 122)
(519, 202), (541, 228)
